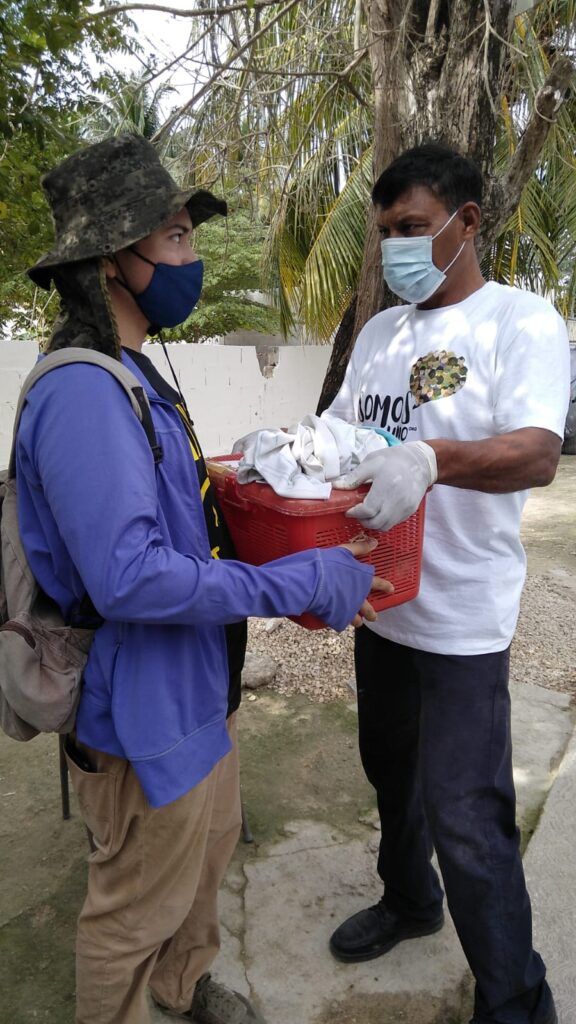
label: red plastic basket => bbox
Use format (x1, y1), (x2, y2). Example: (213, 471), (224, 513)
(207, 454), (425, 630)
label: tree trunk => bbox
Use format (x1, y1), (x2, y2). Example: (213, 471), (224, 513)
(318, 0), (573, 406)
(315, 296), (357, 415)
(321, 0), (515, 405)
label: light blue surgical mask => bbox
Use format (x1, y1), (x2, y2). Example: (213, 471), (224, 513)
(380, 209), (466, 304)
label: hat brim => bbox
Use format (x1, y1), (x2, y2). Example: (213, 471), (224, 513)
(28, 188), (228, 290)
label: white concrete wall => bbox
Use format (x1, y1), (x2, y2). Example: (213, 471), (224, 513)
(0, 341), (39, 467)
(0, 341), (331, 466)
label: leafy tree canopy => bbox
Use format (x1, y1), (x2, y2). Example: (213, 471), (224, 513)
(0, 0), (130, 138)
(2, 0), (574, 346)
(0, 0), (134, 334)
(0, 126), (65, 338)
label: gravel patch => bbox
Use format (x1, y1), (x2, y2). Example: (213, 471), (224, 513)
(247, 574), (576, 703)
(510, 575), (575, 696)
(247, 617), (355, 702)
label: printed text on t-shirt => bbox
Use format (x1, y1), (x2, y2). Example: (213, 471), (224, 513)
(357, 391), (417, 441)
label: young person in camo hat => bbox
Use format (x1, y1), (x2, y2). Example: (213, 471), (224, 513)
(19, 134), (392, 1024)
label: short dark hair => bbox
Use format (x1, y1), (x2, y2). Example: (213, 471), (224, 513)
(372, 142), (483, 211)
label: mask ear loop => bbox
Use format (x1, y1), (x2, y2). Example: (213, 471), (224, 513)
(113, 247), (157, 292)
(433, 209), (466, 274)
(129, 247), (157, 269)
(111, 253), (138, 301)
(441, 238), (467, 274)
(432, 208), (460, 241)
(112, 251), (161, 333)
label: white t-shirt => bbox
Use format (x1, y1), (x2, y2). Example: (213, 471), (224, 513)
(328, 282), (570, 655)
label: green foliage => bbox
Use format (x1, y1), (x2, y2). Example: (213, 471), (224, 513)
(0, 127), (73, 337)
(255, 0), (576, 337)
(171, 0), (374, 340)
(0, 0), (130, 136)
(163, 210), (281, 342)
(481, 1), (576, 318)
(2, 0), (574, 342)
(83, 73), (177, 146)
(0, 0), (133, 336)
(80, 74), (281, 342)
(265, 142), (373, 341)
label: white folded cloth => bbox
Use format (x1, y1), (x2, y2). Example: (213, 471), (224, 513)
(231, 413), (391, 499)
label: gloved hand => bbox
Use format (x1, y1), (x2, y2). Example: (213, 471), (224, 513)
(333, 440), (437, 531)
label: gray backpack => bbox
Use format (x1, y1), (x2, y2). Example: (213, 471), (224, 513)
(0, 348), (162, 741)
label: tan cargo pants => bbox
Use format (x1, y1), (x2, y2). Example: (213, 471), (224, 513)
(65, 714), (241, 1024)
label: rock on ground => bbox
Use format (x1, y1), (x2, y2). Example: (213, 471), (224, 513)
(241, 651), (279, 690)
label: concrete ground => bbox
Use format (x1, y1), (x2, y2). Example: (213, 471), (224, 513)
(149, 679), (574, 1024)
(1, 458), (575, 1024)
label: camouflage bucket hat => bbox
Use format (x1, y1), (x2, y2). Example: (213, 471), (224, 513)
(28, 134), (227, 290)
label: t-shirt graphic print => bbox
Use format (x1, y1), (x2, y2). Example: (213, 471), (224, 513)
(410, 349), (468, 404)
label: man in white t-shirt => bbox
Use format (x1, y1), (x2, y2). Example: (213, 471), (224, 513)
(327, 143), (570, 1024)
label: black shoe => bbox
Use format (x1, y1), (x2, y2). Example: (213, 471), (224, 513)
(329, 900), (444, 963)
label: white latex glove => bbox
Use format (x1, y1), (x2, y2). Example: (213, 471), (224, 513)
(334, 441), (438, 531)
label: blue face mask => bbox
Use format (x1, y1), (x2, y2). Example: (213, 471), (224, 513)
(124, 251), (204, 330)
(380, 209), (465, 304)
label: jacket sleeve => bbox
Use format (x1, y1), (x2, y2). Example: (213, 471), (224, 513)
(17, 365), (374, 632)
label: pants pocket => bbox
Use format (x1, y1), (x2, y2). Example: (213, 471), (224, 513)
(64, 740), (118, 857)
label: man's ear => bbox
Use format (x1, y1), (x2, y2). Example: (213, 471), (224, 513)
(460, 202), (481, 238)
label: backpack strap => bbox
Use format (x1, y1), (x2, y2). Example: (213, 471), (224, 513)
(8, 348), (163, 477)
(130, 385), (164, 466)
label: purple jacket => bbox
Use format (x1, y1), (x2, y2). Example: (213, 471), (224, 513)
(15, 354), (374, 806)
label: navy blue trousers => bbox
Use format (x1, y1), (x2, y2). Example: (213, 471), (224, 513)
(355, 627), (552, 1024)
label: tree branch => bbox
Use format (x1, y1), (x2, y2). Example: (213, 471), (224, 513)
(353, 0), (363, 51)
(479, 54), (575, 251)
(150, 0), (300, 140)
(81, 0), (289, 26)
(424, 0), (441, 43)
(140, 16), (222, 88)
